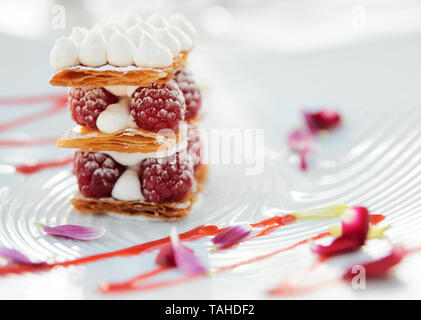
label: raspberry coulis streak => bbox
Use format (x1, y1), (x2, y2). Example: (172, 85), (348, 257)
(15, 157), (73, 174)
(0, 93), (66, 146)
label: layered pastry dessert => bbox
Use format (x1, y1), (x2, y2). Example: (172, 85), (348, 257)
(49, 13), (205, 220)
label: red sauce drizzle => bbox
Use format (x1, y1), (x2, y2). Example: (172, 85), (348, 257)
(0, 93), (66, 146)
(15, 156), (73, 174)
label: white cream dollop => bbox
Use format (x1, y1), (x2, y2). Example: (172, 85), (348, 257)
(165, 26), (192, 51)
(49, 37), (79, 71)
(78, 31), (107, 67)
(137, 22), (156, 36)
(154, 28), (181, 56)
(107, 32), (135, 66)
(111, 168), (145, 201)
(96, 99), (131, 133)
(169, 13), (196, 39)
(104, 151), (149, 166)
(147, 13), (168, 28)
(69, 27), (87, 44)
(123, 14), (139, 29)
(126, 25), (146, 47)
(134, 33), (173, 68)
(104, 85), (138, 98)
(100, 23), (118, 41)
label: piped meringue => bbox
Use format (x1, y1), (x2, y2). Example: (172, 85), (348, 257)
(147, 13), (168, 28)
(78, 31), (107, 67)
(126, 25), (146, 47)
(49, 37), (79, 70)
(107, 32), (135, 67)
(154, 28), (181, 56)
(111, 168), (145, 201)
(123, 14), (139, 28)
(100, 23), (118, 41)
(137, 22), (156, 36)
(69, 26), (87, 44)
(169, 13), (196, 39)
(166, 25), (192, 51)
(134, 33), (173, 68)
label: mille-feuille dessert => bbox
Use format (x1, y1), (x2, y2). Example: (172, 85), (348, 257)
(49, 13), (205, 220)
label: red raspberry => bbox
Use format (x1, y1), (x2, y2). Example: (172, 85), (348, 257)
(174, 68), (202, 120)
(73, 151), (124, 198)
(140, 151), (193, 203)
(129, 81), (186, 132)
(68, 87), (118, 129)
(187, 128), (203, 171)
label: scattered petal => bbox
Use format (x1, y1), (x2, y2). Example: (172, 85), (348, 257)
(312, 206), (370, 257)
(287, 129), (313, 171)
(155, 228), (206, 275)
(211, 224), (252, 251)
(303, 109), (341, 133)
(0, 247), (45, 266)
(343, 246), (406, 280)
(35, 222), (105, 240)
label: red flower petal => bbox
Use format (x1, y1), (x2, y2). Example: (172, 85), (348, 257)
(312, 206), (370, 257)
(343, 246), (406, 280)
(303, 109), (341, 133)
(155, 228), (206, 275)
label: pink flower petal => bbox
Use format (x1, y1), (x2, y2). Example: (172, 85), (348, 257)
(155, 228), (206, 275)
(288, 129), (313, 171)
(312, 206), (370, 257)
(288, 129), (313, 153)
(211, 225), (251, 250)
(0, 247), (45, 266)
(35, 222), (105, 240)
(343, 246), (406, 280)
(303, 109), (341, 133)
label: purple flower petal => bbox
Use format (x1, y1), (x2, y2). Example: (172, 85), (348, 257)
(35, 222), (105, 240)
(211, 224), (252, 250)
(155, 228), (206, 275)
(0, 247), (45, 266)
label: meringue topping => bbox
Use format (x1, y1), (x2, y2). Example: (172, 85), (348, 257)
(166, 25), (192, 51)
(147, 13), (168, 28)
(107, 32), (135, 66)
(69, 27), (87, 44)
(126, 25), (146, 47)
(154, 28), (181, 56)
(49, 37), (79, 71)
(169, 13), (196, 39)
(100, 24), (118, 41)
(134, 33), (173, 68)
(78, 31), (107, 67)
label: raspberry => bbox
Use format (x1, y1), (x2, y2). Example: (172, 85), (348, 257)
(140, 151), (193, 203)
(174, 68), (202, 120)
(187, 128), (203, 171)
(73, 151), (124, 198)
(129, 81), (186, 132)
(68, 87), (118, 129)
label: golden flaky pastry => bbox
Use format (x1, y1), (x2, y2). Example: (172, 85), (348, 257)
(57, 123), (188, 154)
(49, 52), (189, 87)
(71, 165), (208, 220)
